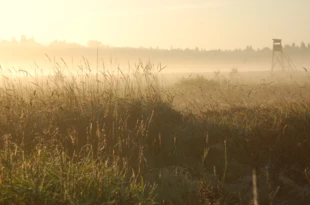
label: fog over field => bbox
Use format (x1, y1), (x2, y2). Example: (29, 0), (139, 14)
(0, 36), (310, 77)
(1, 1), (310, 205)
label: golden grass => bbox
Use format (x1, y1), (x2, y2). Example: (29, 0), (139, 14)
(0, 59), (310, 204)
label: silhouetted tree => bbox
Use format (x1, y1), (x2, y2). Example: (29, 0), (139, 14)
(245, 45), (254, 52)
(284, 44), (291, 50)
(300, 41), (306, 50)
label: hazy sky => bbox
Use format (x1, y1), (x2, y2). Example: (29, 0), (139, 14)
(0, 0), (309, 49)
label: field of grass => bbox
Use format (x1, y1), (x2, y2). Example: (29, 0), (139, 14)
(0, 60), (310, 204)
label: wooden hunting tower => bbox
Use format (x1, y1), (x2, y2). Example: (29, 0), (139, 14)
(271, 39), (285, 71)
(271, 39), (296, 71)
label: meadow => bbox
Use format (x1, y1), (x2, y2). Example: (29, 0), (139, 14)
(0, 59), (310, 205)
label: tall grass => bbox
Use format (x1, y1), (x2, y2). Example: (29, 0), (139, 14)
(0, 59), (310, 204)
(0, 141), (155, 205)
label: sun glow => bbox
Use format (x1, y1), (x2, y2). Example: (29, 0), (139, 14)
(0, 0), (309, 50)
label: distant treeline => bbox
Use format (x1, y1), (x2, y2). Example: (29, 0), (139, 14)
(0, 36), (309, 70)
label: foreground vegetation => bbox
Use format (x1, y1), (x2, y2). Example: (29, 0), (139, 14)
(0, 61), (310, 204)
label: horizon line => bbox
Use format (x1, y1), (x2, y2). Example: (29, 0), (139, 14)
(0, 35), (309, 51)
